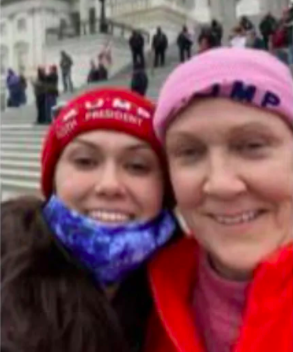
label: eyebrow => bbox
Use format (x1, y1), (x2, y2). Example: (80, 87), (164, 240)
(228, 123), (275, 135)
(72, 138), (151, 151)
(168, 122), (275, 141)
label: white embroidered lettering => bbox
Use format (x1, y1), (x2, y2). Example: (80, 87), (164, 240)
(137, 107), (151, 119)
(112, 98), (131, 111)
(62, 109), (78, 122)
(84, 99), (104, 110)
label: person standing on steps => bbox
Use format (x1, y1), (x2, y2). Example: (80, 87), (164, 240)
(129, 30), (145, 68)
(45, 65), (59, 124)
(259, 12), (277, 50)
(177, 26), (193, 63)
(32, 67), (47, 124)
(130, 61), (149, 97)
(152, 27), (168, 68)
(60, 50), (74, 93)
(210, 19), (223, 47)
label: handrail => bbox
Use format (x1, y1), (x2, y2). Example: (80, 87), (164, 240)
(45, 17), (150, 45)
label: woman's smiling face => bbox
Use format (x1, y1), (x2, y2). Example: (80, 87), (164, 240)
(54, 130), (164, 225)
(166, 98), (293, 279)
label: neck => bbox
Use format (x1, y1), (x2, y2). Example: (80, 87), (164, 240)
(208, 255), (252, 282)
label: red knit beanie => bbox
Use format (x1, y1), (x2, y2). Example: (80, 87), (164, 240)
(41, 87), (163, 198)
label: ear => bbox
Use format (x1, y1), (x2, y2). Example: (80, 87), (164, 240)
(173, 206), (193, 237)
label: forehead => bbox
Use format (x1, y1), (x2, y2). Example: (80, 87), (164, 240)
(167, 98), (292, 137)
(65, 130), (152, 151)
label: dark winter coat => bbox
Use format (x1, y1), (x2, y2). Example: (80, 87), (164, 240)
(259, 15), (277, 37)
(131, 69), (148, 96)
(177, 31), (192, 50)
(129, 33), (145, 52)
(152, 33), (168, 51)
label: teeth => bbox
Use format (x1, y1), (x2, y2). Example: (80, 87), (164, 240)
(213, 211), (259, 225)
(89, 210), (131, 223)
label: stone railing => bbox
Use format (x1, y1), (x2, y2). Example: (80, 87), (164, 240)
(110, 0), (151, 16)
(45, 17), (150, 45)
(110, 0), (190, 16)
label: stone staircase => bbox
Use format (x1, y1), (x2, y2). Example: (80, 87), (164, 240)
(0, 47), (181, 201)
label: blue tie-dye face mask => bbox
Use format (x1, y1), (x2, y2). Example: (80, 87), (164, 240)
(43, 195), (176, 285)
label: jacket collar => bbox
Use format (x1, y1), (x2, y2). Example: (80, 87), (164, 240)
(149, 237), (293, 352)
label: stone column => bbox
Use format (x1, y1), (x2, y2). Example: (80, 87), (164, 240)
(79, 0), (89, 34)
(79, 0), (89, 22)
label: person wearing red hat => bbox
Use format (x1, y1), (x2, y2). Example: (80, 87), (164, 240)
(1, 87), (177, 352)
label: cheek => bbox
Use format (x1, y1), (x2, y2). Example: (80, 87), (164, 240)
(170, 164), (202, 208)
(140, 177), (164, 215)
(243, 156), (293, 203)
(54, 165), (93, 204)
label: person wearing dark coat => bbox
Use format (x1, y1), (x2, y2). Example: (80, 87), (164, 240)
(152, 27), (168, 68)
(259, 12), (277, 49)
(198, 26), (218, 53)
(33, 67), (47, 124)
(129, 30), (145, 68)
(130, 61), (148, 97)
(45, 65), (59, 124)
(177, 26), (193, 63)
(60, 50), (74, 93)
(6, 69), (22, 108)
(210, 19), (223, 46)
(240, 16), (254, 32)
(87, 60), (100, 83)
(97, 62), (108, 81)
(19, 73), (27, 105)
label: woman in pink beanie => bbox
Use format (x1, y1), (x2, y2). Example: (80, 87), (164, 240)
(145, 48), (293, 352)
(1, 87), (177, 352)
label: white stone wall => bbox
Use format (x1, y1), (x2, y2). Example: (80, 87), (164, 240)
(192, 0), (211, 23)
(237, 0), (260, 16)
(0, 0), (71, 78)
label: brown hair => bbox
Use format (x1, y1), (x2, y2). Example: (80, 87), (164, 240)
(1, 196), (152, 352)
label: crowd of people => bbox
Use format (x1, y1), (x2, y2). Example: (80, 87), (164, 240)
(4, 5), (293, 121)
(2, 45), (293, 352)
(228, 7), (293, 65)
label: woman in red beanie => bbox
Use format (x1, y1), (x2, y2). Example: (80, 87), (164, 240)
(1, 87), (177, 352)
(145, 48), (293, 352)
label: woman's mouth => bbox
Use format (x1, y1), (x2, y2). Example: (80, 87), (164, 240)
(88, 210), (134, 224)
(209, 210), (265, 226)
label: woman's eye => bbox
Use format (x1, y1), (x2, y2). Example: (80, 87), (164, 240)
(234, 140), (267, 154)
(176, 147), (205, 160)
(73, 157), (97, 168)
(126, 162), (151, 174)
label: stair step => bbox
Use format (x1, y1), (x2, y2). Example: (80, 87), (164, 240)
(1, 124), (41, 129)
(0, 159), (40, 170)
(1, 128), (48, 136)
(1, 177), (40, 190)
(1, 151), (40, 160)
(1, 136), (45, 144)
(1, 143), (42, 152)
(1, 169), (40, 180)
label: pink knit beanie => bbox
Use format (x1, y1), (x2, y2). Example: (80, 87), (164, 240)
(154, 48), (293, 141)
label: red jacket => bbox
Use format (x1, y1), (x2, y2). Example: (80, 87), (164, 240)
(145, 238), (293, 352)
